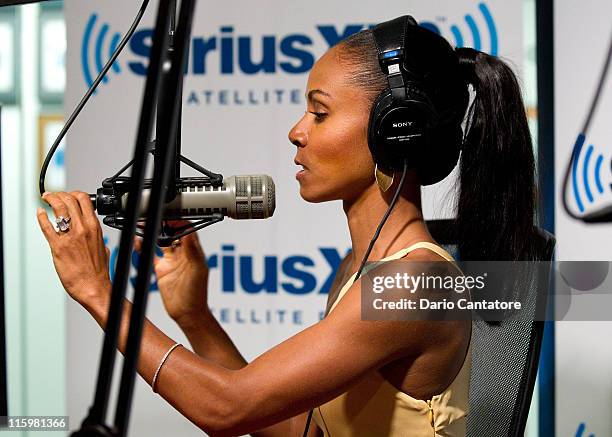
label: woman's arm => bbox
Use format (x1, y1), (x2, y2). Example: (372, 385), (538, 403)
(133, 230), (250, 370)
(136, 221), (326, 436)
(177, 315), (326, 436)
(81, 278), (419, 436)
(179, 313), (247, 370)
(38, 192), (427, 436)
(84, 292), (319, 436)
(177, 250), (353, 370)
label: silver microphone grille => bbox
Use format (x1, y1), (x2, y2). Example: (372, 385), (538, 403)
(229, 175), (275, 219)
(122, 175), (276, 220)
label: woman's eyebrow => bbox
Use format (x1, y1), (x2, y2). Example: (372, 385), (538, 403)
(306, 89), (332, 101)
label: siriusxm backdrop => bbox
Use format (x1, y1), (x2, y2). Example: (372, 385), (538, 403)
(555, 1), (612, 436)
(65, 1), (522, 435)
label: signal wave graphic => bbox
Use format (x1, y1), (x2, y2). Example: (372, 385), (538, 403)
(81, 14), (122, 88)
(448, 3), (498, 55)
(571, 133), (610, 213)
(576, 422), (595, 437)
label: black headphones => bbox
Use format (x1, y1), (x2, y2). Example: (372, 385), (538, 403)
(368, 16), (463, 186)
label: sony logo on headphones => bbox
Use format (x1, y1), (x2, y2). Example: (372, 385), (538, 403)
(392, 122), (413, 128)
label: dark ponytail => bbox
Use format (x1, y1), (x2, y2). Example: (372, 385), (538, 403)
(454, 48), (538, 261)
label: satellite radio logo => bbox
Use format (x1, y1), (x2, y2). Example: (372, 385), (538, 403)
(421, 3), (498, 55)
(82, 13), (122, 88)
(576, 422), (595, 437)
(80, 2), (500, 100)
(105, 238), (350, 326)
(571, 134), (611, 213)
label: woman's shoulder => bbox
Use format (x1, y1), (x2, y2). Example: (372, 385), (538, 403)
(324, 252), (354, 315)
(398, 241), (461, 276)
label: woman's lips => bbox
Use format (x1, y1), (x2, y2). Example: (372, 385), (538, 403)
(296, 165), (308, 180)
(294, 159), (309, 180)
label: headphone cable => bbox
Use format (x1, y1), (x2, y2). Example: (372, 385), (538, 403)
(301, 159), (409, 437)
(354, 160), (409, 280)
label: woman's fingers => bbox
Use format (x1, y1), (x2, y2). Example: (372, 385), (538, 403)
(133, 236), (142, 252)
(72, 191), (98, 229)
(41, 192), (72, 229)
(36, 192), (112, 305)
(36, 207), (58, 244)
(133, 236), (164, 269)
(42, 191), (89, 233)
(57, 192), (86, 230)
(164, 219), (191, 228)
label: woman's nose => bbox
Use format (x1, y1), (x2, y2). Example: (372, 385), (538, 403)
(288, 119), (307, 148)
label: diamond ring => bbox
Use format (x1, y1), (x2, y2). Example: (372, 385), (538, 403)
(56, 216), (71, 232)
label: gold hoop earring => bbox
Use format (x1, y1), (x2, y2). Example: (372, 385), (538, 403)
(375, 164), (394, 192)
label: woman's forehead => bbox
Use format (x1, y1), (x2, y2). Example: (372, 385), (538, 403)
(306, 48), (354, 100)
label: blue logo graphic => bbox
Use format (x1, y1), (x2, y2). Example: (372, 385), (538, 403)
(576, 422), (595, 437)
(571, 134), (610, 213)
(81, 3), (499, 88)
(105, 237), (349, 296)
(81, 13), (122, 88)
(421, 3), (498, 55)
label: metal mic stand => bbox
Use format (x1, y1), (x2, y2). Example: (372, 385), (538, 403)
(155, 0), (181, 206)
(71, 0), (196, 435)
(0, 106), (8, 424)
(114, 1), (195, 434)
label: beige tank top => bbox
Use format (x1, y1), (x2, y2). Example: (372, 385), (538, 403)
(313, 241), (472, 437)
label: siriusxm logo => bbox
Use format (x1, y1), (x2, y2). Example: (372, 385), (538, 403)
(81, 3), (498, 88)
(570, 134), (612, 213)
(207, 245), (349, 294)
(82, 14), (123, 88)
(421, 2), (498, 55)
(575, 422), (595, 437)
(82, 19), (365, 87)
(107, 240), (350, 295)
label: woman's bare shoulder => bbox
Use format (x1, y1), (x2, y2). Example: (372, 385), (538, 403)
(325, 252), (354, 313)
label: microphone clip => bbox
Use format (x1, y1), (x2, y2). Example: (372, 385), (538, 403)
(91, 141), (226, 246)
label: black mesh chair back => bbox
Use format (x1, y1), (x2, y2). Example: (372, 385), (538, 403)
(427, 220), (555, 437)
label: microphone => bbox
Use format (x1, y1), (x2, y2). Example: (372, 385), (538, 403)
(91, 174), (275, 221)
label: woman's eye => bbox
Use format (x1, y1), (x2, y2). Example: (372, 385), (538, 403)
(309, 111), (328, 122)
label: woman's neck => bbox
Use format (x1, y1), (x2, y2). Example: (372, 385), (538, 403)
(343, 178), (434, 273)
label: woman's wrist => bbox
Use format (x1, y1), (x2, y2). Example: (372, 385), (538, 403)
(80, 282), (113, 326)
(175, 309), (213, 334)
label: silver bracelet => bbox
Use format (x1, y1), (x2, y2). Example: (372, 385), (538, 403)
(152, 343), (182, 393)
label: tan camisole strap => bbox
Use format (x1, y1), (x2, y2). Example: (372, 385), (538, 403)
(328, 241), (455, 314)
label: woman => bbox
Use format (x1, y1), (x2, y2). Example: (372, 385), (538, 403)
(37, 16), (536, 437)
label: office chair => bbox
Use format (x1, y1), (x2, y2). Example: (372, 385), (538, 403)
(427, 219), (555, 437)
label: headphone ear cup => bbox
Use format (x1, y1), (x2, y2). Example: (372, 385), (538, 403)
(367, 87), (437, 172)
(367, 90), (393, 167)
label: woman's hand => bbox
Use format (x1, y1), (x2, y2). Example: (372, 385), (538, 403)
(135, 221), (210, 329)
(36, 191), (111, 307)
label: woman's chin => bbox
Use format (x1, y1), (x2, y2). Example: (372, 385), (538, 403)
(299, 189), (324, 203)
(298, 185), (333, 203)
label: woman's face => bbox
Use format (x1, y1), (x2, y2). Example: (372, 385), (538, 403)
(288, 46), (376, 203)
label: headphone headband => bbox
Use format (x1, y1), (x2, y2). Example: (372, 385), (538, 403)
(372, 16), (419, 101)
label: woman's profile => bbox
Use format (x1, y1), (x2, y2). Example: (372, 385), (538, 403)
(37, 14), (537, 437)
